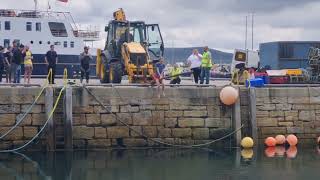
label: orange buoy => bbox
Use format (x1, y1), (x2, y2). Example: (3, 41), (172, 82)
(219, 86), (239, 106)
(286, 134), (298, 146)
(275, 135), (286, 145)
(275, 146), (286, 157)
(286, 146), (298, 159)
(265, 137), (277, 147)
(265, 147), (276, 158)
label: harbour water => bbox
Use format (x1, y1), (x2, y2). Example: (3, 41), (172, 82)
(0, 147), (319, 180)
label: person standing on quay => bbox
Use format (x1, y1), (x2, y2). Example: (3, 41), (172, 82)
(0, 46), (5, 83)
(187, 49), (202, 84)
(4, 46), (13, 83)
(23, 45), (33, 84)
(45, 45), (58, 84)
(11, 41), (24, 83)
(200, 46), (213, 85)
(79, 46), (92, 84)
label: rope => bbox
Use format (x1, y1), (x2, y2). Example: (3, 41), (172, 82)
(0, 86), (66, 152)
(0, 86), (47, 140)
(84, 85), (244, 148)
(0, 70), (54, 140)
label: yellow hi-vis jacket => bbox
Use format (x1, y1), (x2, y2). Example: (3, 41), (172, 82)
(232, 69), (250, 85)
(201, 51), (213, 68)
(170, 67), (182, 79)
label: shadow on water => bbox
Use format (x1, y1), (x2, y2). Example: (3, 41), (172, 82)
(0, 147), (320, 180)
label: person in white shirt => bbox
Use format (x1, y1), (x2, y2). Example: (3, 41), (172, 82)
(187, 49), (202, 84)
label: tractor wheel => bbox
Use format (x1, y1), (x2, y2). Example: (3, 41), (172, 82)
(100, 65), (110, 84)
(110, 62), (123, 84)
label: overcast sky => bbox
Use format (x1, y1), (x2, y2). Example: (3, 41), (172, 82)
(1, 0), (320, 51)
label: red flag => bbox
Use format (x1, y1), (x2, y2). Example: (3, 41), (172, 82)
(57, 0), (68, 3)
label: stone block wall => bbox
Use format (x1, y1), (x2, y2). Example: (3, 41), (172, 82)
(256, 87), (320, 144)
(72, 87), (234, 149)
(0, 87), (46, 150)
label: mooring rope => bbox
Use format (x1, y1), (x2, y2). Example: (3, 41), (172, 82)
(84, 85), (244, 148)
(0, 86), (66, 153)
(0, 70), (54, 140)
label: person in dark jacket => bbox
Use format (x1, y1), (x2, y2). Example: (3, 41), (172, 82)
(0, 46), (5, 83)
(45, 45), (58, 84)
(11, 41), (24, 83)
(79, 46), (93, 84)
(4, 46), (12, 83)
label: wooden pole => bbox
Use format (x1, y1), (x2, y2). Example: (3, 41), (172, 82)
(232, 94), (242, 146)
(46, 87), (55, 151)
(249, 88), (258, 144)
(64, 86), (73, 151)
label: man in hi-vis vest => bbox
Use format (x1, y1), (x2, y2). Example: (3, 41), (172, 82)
(200, 46), (213, 85)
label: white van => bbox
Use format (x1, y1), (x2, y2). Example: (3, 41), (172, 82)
(231, 49), (260, 72)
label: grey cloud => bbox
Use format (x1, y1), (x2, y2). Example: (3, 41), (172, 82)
(2, 0), (320, 50)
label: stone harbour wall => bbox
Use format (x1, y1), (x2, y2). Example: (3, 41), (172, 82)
(256, 87), (320, 144)
(0, 87), (47, 150)
(71, 87), (234, 149)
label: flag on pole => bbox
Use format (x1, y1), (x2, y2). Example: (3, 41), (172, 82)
(57, 0), (68, 3)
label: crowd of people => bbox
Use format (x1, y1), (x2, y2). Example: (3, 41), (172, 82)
(153, 46), (213, 98)
(0, 41), (213, 92)
(0, 40), (93, 85)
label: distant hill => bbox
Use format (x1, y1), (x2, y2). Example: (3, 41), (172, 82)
(163, 47), (233, 65)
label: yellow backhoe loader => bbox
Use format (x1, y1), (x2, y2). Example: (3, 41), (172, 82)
(96, 8), (164, 83)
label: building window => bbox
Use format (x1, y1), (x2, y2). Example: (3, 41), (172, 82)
(48, 22), (68, 37)
(54, 42), (61, 46)
(30, 41), (34, 44)
(279, 43), (294, 58)
(63, 41), (67, 48)
(39, 41), (42, 44)
(36, 22), (41, 31)
(4, 39), (10, 48)
(70, 41), (74, 48)
(47, 41), (51, 45)
(14, 39), (20, 45)
(5, 21), (10, 30)
(26, 22), (32, 31)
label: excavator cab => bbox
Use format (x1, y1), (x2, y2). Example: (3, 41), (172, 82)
(98, 9), (164, 84)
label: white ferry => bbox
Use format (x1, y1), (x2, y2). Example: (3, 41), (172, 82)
(0, 4), (100, 77)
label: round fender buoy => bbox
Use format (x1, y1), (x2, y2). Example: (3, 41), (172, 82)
(275, 146), (286, 157)
(241, 137), (254, 148)
(286, 134), (298, 146)
(265, 147), (276, 158)
(241, 148), (254, 159)
(219, 86), (239, 106)
(265, 137), (277, 147)
(286, 146), (298, 159)
(275, 135), (286, 145)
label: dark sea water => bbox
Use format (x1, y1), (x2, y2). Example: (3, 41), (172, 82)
(0, 147), (320, 180)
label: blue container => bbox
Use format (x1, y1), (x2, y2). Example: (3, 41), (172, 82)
(255, 75), (270, 84)
(246, 78), (265, 87)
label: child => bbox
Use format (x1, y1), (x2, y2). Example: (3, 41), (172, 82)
(153, 58), (166, 98)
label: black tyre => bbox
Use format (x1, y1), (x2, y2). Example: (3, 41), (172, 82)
(110, 62), (123, 83)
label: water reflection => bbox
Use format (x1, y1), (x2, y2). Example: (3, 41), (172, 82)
(0, 148), (319, 180)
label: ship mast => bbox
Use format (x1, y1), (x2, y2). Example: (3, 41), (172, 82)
(34, 0), (38, 12)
